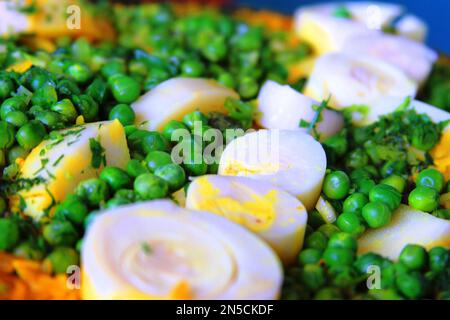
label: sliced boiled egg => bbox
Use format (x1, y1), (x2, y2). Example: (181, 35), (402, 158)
(303, 53), (418, 109)
(82, 200), (283, 300)
(11, 120), (129, 220)
(342, 33), (437, 85)
(218, 129), (327, 210)
(257, 80), (344, 140)
(358, 204), (450, 260)
(131, 77), (239, 131)
(185, 175), (308, 265)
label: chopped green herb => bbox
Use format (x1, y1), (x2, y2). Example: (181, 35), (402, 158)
(53, 155), (64, 167)
(89, 138), (106, 169)
(141, 242), (153, 255)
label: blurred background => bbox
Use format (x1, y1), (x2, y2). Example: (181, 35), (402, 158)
(234, 0), (450, 53)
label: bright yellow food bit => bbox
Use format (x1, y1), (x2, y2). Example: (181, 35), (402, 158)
(431, 129), (450, 181)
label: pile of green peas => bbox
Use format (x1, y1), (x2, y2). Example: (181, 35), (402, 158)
(113, 4), (309, 98)
(283, 228), (450, 300)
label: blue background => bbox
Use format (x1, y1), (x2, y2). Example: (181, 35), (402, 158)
(237, 0), (450, 53)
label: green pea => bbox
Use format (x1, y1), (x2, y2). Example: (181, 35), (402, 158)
(356, 179), (376, 195)
(109, 74), (140, 104)
(144, 151), (173, 173)
(369, 184), (402, 211)
(298, 248), (322, 265)
(346, 148), (369, 169)
(3, 163), (19, 179)
(217, 72), (235, 89)
(380, 160), (406, 177)
(67, 62), (92, 83)
(127, 129), (152, 153)
(380, 174), (406, 193)
(354, 252), (384, 274)
(7, 146), (28, 164)
(202, 37), (227, 62)
(395, 272), (425, 299)
(101, 59), (126, 78)
(314, 287), (343, 300)
(327, 232), (357, 251)
(163, 120), (188, 141)
(43, 220), (78, 246)
(104, 197), (131, 209)
(35, 111), (63, 130)
(316, 224), (340, 238)
(183, 157), (208, 176)
(129, 60), (148, 77)
(182, 111), (208, 130)
(0, 218), (20, 251)
(108, 104), (136, 126)
(51, 99), (78, 122)
(301, 264), (325, 291)
(336, 212), (366, 236)
(181, 60), (205, 77)
(323, 171), (350, 200)
(361, 201), (392, 228)
(13, 241), (44, 260)
(330, 265), (356, 288)
(55, 195), (89, 225)
(141, 131), (170, 154)
(447, 181), (450, 193)
(304, 231), (328, 251)
(125, 125), (137, 137)
(57, 79), (81, 97)
(1, 97), (27, 120)
(350, 168), (371, 182)
(4, 111), (28, 127)
(72, 94), (99, 122)
(126, 159), (149, 178)
(408, 186), (440, 212)
(411, 125), (439, 151)
(208, 163), (219, 174)
(86, 78), (108, 104)
(432, 208), (450, 219)
(428, 247), (449, 272)
(75, 239), (83, 253)
(333, 5), (352, 18)
(44, 247), (79, 274)
(154, 163), (186, 192)
(238, 77), (258, 99)
(134, 173), (169, 200)
(71, 37), (92, 62)
(380, 263), (396, 289)
(100, 166), (132, 192)
(31, 84), (58, 107)
(144, 68), (171, 90)
(416, 168), (445, 192)
(16, 121), (46, 150)
(399, 244), (427, 271)
(114, 189), (137, 202)
(323, 134), (348, 157)
(343, 192), (368, 214)
(0, 196), (6, 213)
(0, 121), (16, 149)
(0, 75), (14, 99)
(323, 247), (354, 267)
(75, 178), (110, 206)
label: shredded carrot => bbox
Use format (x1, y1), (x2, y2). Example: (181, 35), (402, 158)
(0, 252), (80, 300)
